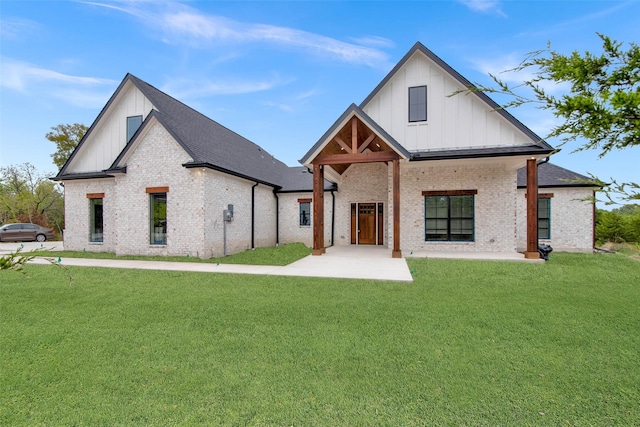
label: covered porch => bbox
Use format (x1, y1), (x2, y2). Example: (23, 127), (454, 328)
(299, 104), (410, 258)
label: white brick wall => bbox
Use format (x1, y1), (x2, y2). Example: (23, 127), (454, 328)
(63, 179), (117, 253)
(203, 171), (278, 257)
(278, 192), (334, 247)
(516, 187), (594, 252)
(398, 160), (518, 252)
(63, 122), (280, 258)
(111, 122), (204, 257)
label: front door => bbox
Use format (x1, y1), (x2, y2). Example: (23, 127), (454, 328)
(358, 203), (376, 244)
(351, 202), (384, 245)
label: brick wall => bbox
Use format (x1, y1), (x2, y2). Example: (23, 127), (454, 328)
(203, 170), (278, 257)
(398, 160), (518, 252)
(111, 122), (205, 257)
(516, 187), (594, 252)
(63, 179), (117, 253)
(63, 122), (281, 259)
(278, 192), (334, 247)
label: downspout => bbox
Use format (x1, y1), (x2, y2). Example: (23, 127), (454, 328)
(273, 188), (280, 246)
(251, 182), (259, 249)
(330, 190), (335, 247)
(537, 157), (550, 166)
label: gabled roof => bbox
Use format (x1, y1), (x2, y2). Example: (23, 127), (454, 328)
(55, 73), (334, 191)
(117, 74), (294, 188)
(299, 103), (410, 167)
(360, 41), (554, 155)
(517, 162), (597, 188)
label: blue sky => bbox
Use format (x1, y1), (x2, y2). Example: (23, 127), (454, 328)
(1, 0), (638, 206)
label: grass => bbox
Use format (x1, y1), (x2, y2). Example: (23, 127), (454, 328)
(41, 242), (311, 266)
(1, 252), (639, 425)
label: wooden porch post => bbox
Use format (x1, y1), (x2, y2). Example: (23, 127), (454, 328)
(392, 159), (402, 258)
(312, 163), (325, 255)
(525, 158), (540, 259)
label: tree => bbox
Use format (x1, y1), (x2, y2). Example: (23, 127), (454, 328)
(0, 163), (64, 234)
(462, 33), (639, 203)
(46, 123), (87, 170)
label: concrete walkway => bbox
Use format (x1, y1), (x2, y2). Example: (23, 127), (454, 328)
(4, 242), (413, 282)
(3, 242), (541, 282)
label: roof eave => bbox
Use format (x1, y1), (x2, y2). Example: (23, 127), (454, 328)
(183, 162), (282, 189)
(51, 172), (115, 181)
(299, 103), (410, 167)
(410, 147), (554, 162)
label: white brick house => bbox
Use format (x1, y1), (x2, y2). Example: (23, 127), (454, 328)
(55, 42), (596, 258)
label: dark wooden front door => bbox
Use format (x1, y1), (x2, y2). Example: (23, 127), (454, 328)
(358, 203), (376, 244)
(351, 202), (384, 245)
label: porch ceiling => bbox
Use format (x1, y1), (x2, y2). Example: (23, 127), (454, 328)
(316, 116), (398, 175)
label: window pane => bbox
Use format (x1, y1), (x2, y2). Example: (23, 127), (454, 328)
(538, 198), (550, 239)
(425, 194), (474, 242)
(409, 86), (427, 122)
(127, 116), (143, 142)
(150, 193), (167, 245)
(299, 201), (310, 226)
(90, 198), (103, 242)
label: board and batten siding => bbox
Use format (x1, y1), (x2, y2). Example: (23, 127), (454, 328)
(66, 82), (155, 173)
(362, 52), (533, 152)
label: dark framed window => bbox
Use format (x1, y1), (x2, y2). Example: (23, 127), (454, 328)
(127, 115), (143, 142)
(538, 197), (551, 239)
(299, 201), (311, 226)
(89, 198), (103, 242)
(409, 86), (427, 122)
(149, 192), (167, 245)
(424, 190), (476, 241)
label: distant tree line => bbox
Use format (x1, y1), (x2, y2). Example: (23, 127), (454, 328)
(1, 123), (86, 236)
(0, 163), (64, 235)
(596, 205), (640, 245)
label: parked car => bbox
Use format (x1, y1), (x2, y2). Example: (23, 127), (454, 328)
(0, 223), (56, 242)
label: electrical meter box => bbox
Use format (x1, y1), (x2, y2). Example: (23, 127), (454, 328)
(223, 204), (234, 222)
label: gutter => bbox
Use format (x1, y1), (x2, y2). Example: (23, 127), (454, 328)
(251, 182), (259, 249)
(272, 188), (279, 246)
(330, 190), (335, 247)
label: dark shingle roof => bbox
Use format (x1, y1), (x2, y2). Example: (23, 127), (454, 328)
(277, 166), (337, 193)
(517, 162), (597, 188)
(124, 74), (296, 188)
(56, 73), (332, 191)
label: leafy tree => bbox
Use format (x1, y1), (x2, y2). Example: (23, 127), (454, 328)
(462, 33), (639, 203)
(0, 163), (64, 234)
(595, 206), (640, 244)
(46, 123), (87, 170)
(596, 209), (628, 243)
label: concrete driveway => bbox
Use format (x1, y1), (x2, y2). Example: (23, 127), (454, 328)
(0, 241), (64, 254)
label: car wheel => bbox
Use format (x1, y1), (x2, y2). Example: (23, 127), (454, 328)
(36, 234), (46, 242)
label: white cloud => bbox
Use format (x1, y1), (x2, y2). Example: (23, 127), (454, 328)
(262, 101), (294, 113)
(85, 1), (391, 69)
(457, 0), (506, 16)
(0, 57), (117, 107)
(161, 75), (291, 99)
(0, 17), (40, 39)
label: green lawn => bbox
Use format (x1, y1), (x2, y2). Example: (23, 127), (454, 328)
(1, 253), (638, 425)
(41, 242), (311, 266)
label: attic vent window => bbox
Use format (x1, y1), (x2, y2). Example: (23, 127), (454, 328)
(127, 115), (143, 142)
(408, 86), (427, 122)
